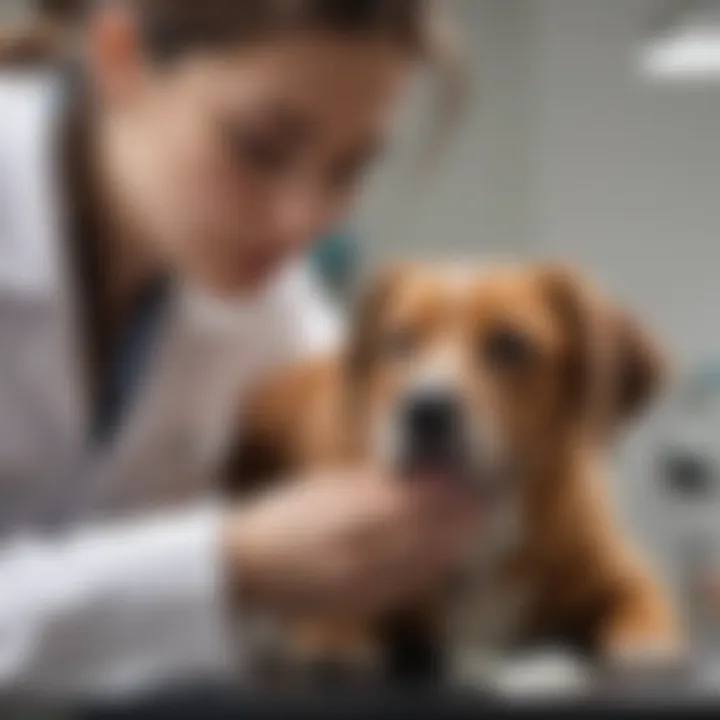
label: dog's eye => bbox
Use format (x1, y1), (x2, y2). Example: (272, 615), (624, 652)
(482, 328), (535, 371)
(379, 328), (417, 360)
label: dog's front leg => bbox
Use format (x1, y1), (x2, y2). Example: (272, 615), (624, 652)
(282, 619), (385, 686)
(596, 577), (685, 669)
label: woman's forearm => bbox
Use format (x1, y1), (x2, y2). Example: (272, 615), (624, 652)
(0, 503), (238, 699)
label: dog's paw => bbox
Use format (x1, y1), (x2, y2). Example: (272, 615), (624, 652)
(452, 648), (591, 699)
(495, 651), (592, 699)
(246, 618), (383, 689)
(605, 639), (687, 669)
(285, 625), (384, 689)
(601, 638), (689, 688)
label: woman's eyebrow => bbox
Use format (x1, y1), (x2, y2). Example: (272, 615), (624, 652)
(249, 105), (319, 142)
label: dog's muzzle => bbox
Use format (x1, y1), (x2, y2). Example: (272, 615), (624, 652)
(395, 389), (511, 500)
(398, 389), (470, 480)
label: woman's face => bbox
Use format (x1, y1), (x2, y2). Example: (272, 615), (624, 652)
(98, 27), (412, 298)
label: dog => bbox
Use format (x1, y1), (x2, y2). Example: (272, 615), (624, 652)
(225, 261), (683, 689)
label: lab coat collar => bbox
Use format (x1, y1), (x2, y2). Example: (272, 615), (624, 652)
(0, 71), (267, 456)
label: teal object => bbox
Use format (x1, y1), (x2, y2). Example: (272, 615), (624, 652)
(312, 229), (359, 299)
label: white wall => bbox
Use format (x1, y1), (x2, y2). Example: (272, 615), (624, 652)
(0, 0), (31, 21)
(356, 0), (535, 268)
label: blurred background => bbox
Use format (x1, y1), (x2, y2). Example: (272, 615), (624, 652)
(4, 0), (720, 705)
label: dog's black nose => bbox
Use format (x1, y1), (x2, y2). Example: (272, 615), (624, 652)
(403, 391), (461, 453)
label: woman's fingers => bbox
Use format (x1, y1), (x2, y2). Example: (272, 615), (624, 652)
(224, 468), (486, 618)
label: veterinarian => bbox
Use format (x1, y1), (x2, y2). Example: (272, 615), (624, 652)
(0, 0), (478, 699)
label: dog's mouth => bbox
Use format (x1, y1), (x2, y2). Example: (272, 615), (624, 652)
(400, 450), (512, 506)
(387, 391), (515, 506)
(402, 454), (466, 487)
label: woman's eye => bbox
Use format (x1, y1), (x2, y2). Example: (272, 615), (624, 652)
(482, 328), (535, 371)
(379, 328), (417, 360)
(238, 135), (291, 172)
(222, 126), (292, 174)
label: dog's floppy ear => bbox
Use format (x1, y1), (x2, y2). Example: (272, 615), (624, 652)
(223, 361), (330, 498)
(539, 264), (668, 434)
(346, 263), (405, 379)
(608, 307), (668, 424)
(222, 374), (294, 499)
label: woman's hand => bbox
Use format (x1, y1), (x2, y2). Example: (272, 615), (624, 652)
(222, 471), (483, 618)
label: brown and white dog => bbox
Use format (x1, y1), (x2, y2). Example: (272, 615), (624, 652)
(226, 261), (683, 688)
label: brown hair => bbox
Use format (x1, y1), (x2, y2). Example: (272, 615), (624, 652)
(34, 1), (451, 51)
(0, 1), (466, 156)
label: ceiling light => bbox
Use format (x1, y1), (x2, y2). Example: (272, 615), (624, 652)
(640, 1), (720, 82)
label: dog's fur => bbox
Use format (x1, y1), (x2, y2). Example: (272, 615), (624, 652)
(226, 262), (682, 685)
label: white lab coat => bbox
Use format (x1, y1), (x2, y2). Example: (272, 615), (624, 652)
(0, 71), (343, 699)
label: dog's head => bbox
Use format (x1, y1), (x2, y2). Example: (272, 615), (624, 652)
(345, 262), (667, 505)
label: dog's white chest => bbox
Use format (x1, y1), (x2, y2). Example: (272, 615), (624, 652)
(449, 577), (533, 652)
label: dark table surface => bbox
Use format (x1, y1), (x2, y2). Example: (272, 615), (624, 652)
(74, 674), (720, 720)
(6, 661), (720, 719)
(78, 690), (720, 720)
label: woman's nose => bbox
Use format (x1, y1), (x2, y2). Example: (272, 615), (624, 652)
(273, 184), (336, 250)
